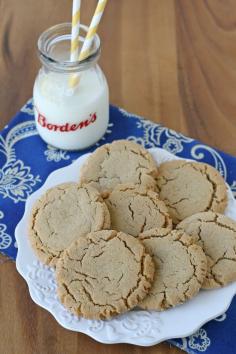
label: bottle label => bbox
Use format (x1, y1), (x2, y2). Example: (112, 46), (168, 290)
(36, 110), (97, 133)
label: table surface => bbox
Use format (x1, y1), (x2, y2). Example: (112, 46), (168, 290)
(0, 0), (236, 353)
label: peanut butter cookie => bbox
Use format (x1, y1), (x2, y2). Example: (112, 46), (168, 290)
(29, 183), (110, 266)
(80, 140), (158, 193)
(177, 212), (236, 289)
(156, 160), (227, 224)
(138, 228), (207, 310)
(56, 230), (155, 319)
(105, 184), (172, 236)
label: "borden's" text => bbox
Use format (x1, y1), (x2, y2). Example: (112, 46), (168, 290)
(37, 112), (97, 132)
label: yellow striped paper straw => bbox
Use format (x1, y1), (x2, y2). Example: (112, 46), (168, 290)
(79, 0), (108, 61)
(70, 0), (108, 88)
(70, 0), (81, 62)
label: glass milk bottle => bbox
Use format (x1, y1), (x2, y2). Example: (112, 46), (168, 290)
(33, 23), (109, 150)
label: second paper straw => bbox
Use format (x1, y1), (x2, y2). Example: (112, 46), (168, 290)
(79, 0), (108, 61)
(70, 0), (108, 88)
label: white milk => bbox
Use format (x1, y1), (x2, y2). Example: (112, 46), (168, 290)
(33, 66), (109, 150)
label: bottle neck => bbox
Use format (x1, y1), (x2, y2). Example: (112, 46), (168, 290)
(38, 23), (101, 74)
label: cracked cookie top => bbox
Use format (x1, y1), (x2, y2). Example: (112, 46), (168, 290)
(55, 230), (155, 320)
(29, 183), (110, 266)
(177, 212), (236, 289)
(79, 140), (158, 193)
(138, 228), (207, 311)
(105, 184), (172, 237)
(156, 160), (227, 224)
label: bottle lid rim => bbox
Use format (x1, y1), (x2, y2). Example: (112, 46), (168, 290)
(38, 23), (101, 73)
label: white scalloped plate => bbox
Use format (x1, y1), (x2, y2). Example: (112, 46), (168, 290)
(15, 148), (236, 346)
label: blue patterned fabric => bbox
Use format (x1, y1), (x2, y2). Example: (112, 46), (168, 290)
(1, 99), (236, 353)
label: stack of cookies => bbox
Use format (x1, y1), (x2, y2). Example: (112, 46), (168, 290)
(29, 140), (236, 320)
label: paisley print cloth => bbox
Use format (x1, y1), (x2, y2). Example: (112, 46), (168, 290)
(1, 99), (236, 353)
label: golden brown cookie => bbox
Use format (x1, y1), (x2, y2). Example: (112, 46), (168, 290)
(138, 228), (207, 310)
(177, 212), (236, 289)
(156, 160), (227, 224)
(105, 184), (172, 236)
(80, 140), (158, 193)
(29, 183), (110, 266)
(56, 230), (155, 319)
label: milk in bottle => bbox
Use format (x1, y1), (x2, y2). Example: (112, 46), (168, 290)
(33, 23), (109, 150)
